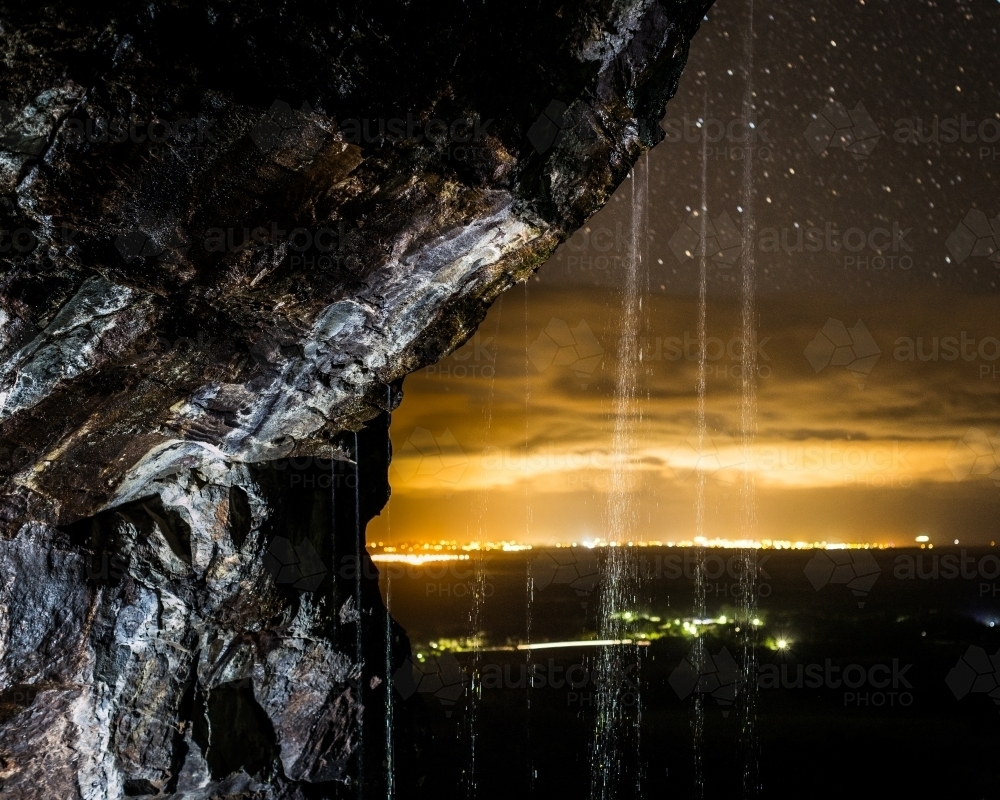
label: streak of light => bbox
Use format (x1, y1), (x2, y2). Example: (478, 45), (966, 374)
(516, 640), (651, 651)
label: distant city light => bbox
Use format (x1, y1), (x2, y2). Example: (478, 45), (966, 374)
(370, 553), (468, 565)
(368, 539), (900, 553)
(915, 535), (929, 543)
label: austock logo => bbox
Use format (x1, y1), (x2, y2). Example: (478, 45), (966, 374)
(946, 209), (1000, 266)
(804, 99), (883, 164)
(0, 684), (42, 716)
(202, 219), (349, 252)
(0, 99), (47, 155)
(759, 658), (914, 707)
(892, 550), (1000, 599)
(804, 318), (881, 380)
(115, 222), (190, 265)
(532, 548), (775, 602)
(394, 653), (642, 712)
(669, 645), (742, 713)
(531, 548), (601, 608)
(759, 222), (914, 271)
(62, 112), (219, 166)
(946, 646), (1000, 710)
(759, 442), (912, 492)
(250, 99), (327, 157)
(806, 321), (1000, 381)
(263, 536), (327, 591)
(662, 113), (773, 161)
(640, 551), (773, 599)
(668, 209), (742, 269)
(0, 225), (80, 260)
(642, 332), (773, 380)
(807, 546), (1000, 605)
(84, 551), (129, 582)
(527, 100), (571, 155)
(120, 215), (357, 272)
(0, 226), (41, 256)
(894, 114), (1000, 159)
(563, 223), (628, 272)
(424, 331), (496, 380)
(803, 550), (881, 607)
(527, 318), (604, 388)
(385, 557), (495, 600)
(338, 114), (493, 147)
(805, 102), (1000, 163)
(253, 99), (492, 163)
(391, 428), (469, 487)
(670, 428), (744, 491)
(0, 443), (32, 471)
(671, 214), (913, 273)
(946, 428), (1000, 486)
(893, 333), (1000, 379)
(489, 658), (642, 708)
(393, 652), (467, 715)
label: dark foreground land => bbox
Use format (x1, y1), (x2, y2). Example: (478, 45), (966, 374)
(382, 547), (1000, 799)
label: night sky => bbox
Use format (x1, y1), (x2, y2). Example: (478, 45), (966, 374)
(370, 0), (1000, 547)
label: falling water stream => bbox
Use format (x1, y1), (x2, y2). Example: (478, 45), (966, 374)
(379, 23), (762, 792)
(589, 156), (648, 800)
(737, 0), (761, 795)
(524, 280), (535, 793)
(353, 431), (365, 800)
(692, 89), (711, 800)
(384, 574), (395, 800)
(465, 295), (505, 798)
(385, 385), (396, 800)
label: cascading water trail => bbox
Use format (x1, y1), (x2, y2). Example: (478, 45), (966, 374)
(466, 295), (505, 798)
(692, 88), (710, 800)
(385, 384), (396, 800)
(737, 0), (761, 795)
(524, 281), (535, 793)
(384, 574), (395, 800)
(589, 155), (648, 800)
(525, 563), (535, 792)
(352, 432), (364, 799)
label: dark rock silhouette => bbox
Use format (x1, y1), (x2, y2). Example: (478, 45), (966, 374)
(0, 0), (711, 795)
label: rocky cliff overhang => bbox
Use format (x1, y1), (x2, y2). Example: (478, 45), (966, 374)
(0, 1), (712, 797)
(0, 0), (710, 527)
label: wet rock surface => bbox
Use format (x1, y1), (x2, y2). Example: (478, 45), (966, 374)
(2, 419), (412, 798)
(0, 0), (710, 796)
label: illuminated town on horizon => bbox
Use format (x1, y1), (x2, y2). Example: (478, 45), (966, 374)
(366, 535), (1000, 562)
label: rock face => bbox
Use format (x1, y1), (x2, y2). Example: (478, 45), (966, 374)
(0, 0), (710, 796)
(1, 419), (417, 798)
